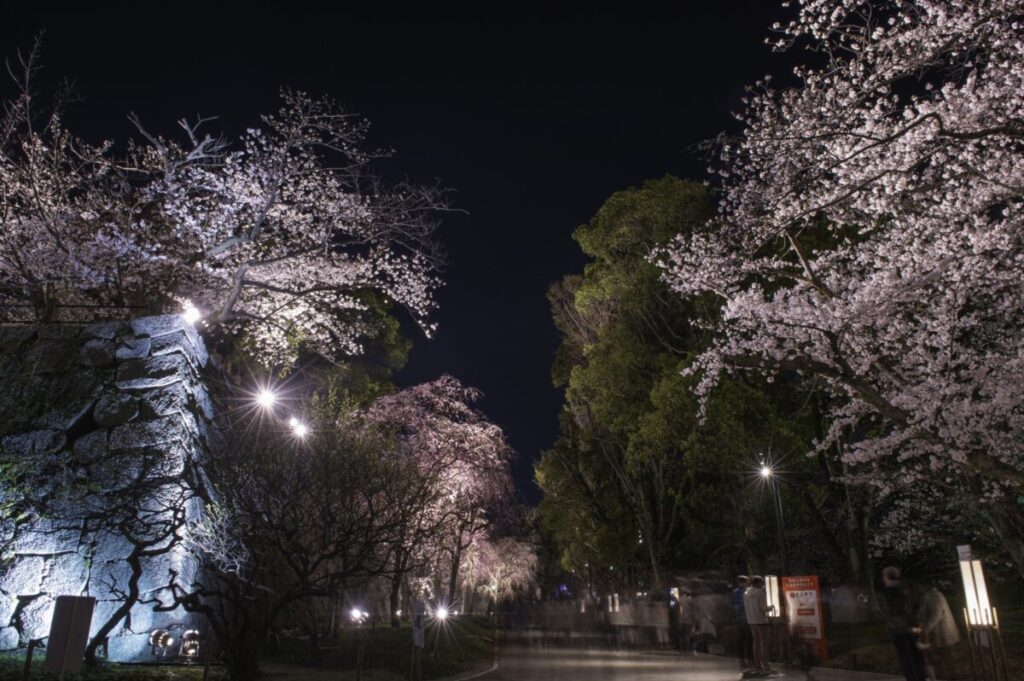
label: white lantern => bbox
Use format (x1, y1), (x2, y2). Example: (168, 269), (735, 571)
(959, 559), (993, 627)
(765, 575), (782, 619)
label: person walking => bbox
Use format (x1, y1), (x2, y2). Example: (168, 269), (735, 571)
(881, 566), (926, 681)
(916, 583), (960, 681)
(744, 576), (772, 676)
(732, 575), (754, 671)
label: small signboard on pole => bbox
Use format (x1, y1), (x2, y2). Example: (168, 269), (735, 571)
(42, 596), (96, 675)
(781, 575), (827, 662)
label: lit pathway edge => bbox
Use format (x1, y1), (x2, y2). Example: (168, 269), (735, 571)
(472, 646), (904, 681)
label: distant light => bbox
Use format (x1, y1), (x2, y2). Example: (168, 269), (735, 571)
(292, 421), (308, 438)
(256, 389), (277, 409)
(181, 304), (202, 325)
(436, 607), (449, 621)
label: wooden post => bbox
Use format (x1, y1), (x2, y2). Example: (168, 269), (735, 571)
(21, 640), (36, 681)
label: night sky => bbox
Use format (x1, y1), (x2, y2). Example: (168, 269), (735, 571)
(1, 3), (794, 502)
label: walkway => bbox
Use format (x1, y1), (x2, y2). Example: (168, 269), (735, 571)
(475, 646), (901, 681)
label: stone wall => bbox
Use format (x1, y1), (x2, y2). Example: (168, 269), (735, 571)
(0, 314), (213, 661)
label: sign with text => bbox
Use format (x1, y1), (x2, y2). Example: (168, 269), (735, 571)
(781, 575), (828, 662)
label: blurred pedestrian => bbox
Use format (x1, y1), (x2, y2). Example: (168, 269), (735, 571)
(881, 566), (926, 681)
(916, 583), (960, 681)
(694, 613), (718, 654)
(732, 575), (754, 671)
(744, 576), (772, 676)
(679, 591), (697, 656)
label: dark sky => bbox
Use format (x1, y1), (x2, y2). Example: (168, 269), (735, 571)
(1, 2), (793, 502)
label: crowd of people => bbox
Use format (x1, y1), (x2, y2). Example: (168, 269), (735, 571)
(725, 568), (961, 681)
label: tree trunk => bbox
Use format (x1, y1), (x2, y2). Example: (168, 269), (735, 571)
(389, 576), (402, 627)
(985, 497), (1024, 580)
(84, 549), (144, 667)
(448, 539), (464, 606)
(223, 630), (265, 680)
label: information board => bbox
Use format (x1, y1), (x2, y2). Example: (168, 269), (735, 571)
(781, 575), (828, 662)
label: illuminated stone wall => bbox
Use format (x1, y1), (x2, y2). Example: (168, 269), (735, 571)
(0, 315), (213, 661)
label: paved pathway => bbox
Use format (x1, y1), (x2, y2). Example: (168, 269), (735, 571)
(474, 646), (901, 681)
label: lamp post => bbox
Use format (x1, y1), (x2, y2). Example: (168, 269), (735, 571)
(958, 546), (1010, 680)
(760, 459), (789, 577)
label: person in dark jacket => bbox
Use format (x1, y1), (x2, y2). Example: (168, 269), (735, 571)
(731, 575), (754, 670)
(881, 566), (926, 681)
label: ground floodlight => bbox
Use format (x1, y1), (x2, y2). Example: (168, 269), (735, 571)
(180, 630), (201, 658)
(149, 629), (174, 656)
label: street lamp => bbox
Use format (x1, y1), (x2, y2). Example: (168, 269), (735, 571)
(291, 420), (308, 438)
(760, 458), (790, 576)
(435, 606), (449, 622)
(256, 388), (277, 409)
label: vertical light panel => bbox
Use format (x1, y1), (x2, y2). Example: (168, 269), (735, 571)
(765, 575), (781, 618)
(960, 559), (982, 626)
(971, 560), (992, 626)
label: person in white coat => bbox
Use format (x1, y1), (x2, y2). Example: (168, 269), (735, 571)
(744, 576), (772, 675)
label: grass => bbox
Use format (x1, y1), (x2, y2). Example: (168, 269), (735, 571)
(821, 608), (1024, 680)
(273, 616), (495, 680)
(0, 617), (493, 680)
(0, 655), (227, 681)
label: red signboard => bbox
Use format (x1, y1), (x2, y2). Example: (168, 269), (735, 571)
(781, 575), (828, 662)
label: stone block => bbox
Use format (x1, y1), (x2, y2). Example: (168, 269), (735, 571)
(115, 354), (190, 390)
(24, 339), (80, 374)
(116, 336), (151, 361)
(107, 631), (150, 661)
(0, 626), (18, 650)
(0, 587), (14, 625)
(1, 429), (65, 458)
(94, 393), (140, 427)
(0, 556), (45, 596)
(194, 386), (215, 420)
(89, 559), (132, 596)
(109, 416), (183, 451)
(88, 598), (128, 639)
(15, 595), (54, 640)
(81, 338), (116, 367)
(42, 552), (89, 595)
(139, 382), (189, 418)
(14, 523), (81, 555)
(83, 321), (130, 340)
(39, 398), (95, 432)
(88, 533), (134, 566)
(131, 315), (185, 339)
(150, 330), (208, 367)
(72, 430), (108, 464)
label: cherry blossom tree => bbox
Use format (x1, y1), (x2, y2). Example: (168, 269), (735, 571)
(657, 0), (1024, 573)
(366, 376), (514, 608)
(0, 45), (443, 362)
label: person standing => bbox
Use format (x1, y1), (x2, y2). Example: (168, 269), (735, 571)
(732, 576), (754, 670)
(916, 583), (960, 681)
(411, 605), (426, 681)
(744, 576), (772, 676)
(881, 566), (926, 681)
